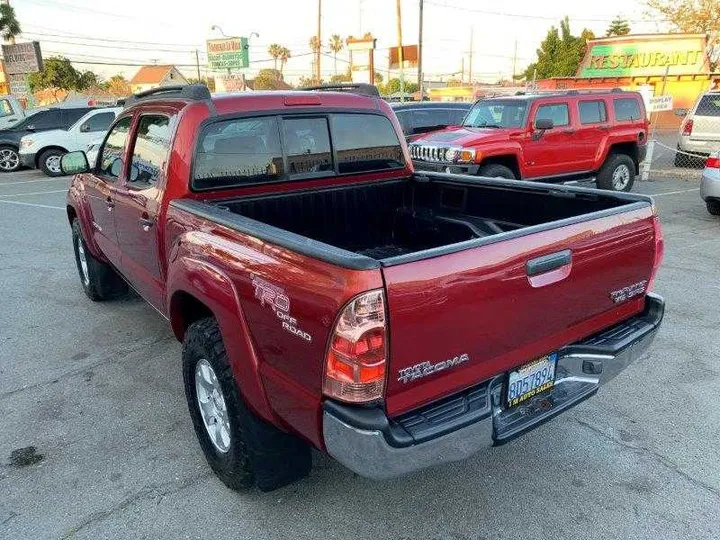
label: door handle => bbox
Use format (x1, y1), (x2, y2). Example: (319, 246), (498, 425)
(563, 129), (576, 134)
(598, 125), (611, 131)
(139, 217), (154, 231)
(526, 250), (572, 276)
(105, 196), (115, 210)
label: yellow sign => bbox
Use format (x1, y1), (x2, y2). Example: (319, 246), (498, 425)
(578, 34), (710, 78)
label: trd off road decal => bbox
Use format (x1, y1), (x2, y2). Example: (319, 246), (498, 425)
(251, 274), (312, 342)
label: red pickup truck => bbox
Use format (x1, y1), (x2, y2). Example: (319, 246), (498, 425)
(63, 84), (665, 491)
(410, 90), (648, 192)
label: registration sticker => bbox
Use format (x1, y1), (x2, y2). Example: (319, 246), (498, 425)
(507, 353), (557, 407)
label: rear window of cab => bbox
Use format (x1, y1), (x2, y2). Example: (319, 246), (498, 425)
(192, 113), (405, 191)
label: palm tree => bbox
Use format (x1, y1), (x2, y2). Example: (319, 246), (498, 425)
(328, 34), (343, 75)
(309, 35), (321, 54)
(268, 43), (283, 71)
(279, 47), (291, 75)
(0, 3), (21, 41)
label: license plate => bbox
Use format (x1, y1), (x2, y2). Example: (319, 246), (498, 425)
(507, 353), (557, 407)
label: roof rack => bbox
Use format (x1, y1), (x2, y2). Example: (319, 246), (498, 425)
(124, 84), (211, 106)
(300, 83), (380, 98)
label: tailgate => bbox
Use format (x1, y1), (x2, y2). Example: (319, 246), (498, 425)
(382, 206), (657, 416)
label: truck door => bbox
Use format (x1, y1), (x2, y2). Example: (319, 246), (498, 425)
(574, 99), (610, 169)
(0, 97), (23, 129)
(112, 112), (174, 311)
(82, 116), (133, 268)
(522, 101), (579, 178)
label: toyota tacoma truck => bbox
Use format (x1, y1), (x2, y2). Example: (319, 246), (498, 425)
(63, 84), (665, 492)
(409, 89), (648, 192)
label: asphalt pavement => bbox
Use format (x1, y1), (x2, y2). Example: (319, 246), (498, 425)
(0, 168), (718, 540)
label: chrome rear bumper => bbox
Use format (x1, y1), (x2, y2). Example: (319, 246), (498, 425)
(323, 293), (664, 480)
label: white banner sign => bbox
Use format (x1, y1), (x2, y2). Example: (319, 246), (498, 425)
(648, 95), (673, 112)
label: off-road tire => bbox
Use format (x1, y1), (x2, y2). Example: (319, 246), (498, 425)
(39, 148), (65, 177)
(182, 317), (311, 492)
(596, 153), (635, 192)
(71, 219), (127, 301)
(478, 163), (516, 179)
(707, 200), (720, 216)
(0, 145), (21, 173)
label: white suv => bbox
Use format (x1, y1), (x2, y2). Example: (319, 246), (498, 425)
(20, 107), (122, 176)
(676, 91), (720, 167)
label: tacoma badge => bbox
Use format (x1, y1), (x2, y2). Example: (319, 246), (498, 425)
(397, 354), (470, 384)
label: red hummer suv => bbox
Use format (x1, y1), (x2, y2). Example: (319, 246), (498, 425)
(409, 90), (648, 192)
(63, 84), (663, 491)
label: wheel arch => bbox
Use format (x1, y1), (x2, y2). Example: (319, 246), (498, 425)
(35, 145), (70, 168)
(605, 142), (639, 173)
(478, 153), (521, 178)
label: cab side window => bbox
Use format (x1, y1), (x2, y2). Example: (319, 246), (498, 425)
(98, 117), (132, 181)
(0, 99), (13, 118)
(535, 103), (570, 127)
(83, 112), (116, 133)
(578, 100), (607, 124)
(128, 114), (173, 188)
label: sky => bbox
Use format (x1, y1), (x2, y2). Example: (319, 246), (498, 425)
(12, 0), (671, 84)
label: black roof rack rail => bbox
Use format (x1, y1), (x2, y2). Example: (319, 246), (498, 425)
(124, 84), (211, 106)
(300, 83), (380, 98)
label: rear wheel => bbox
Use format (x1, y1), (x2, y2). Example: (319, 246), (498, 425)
(71, 219), (127, 301)
(0, 145), (20, 172)
(183, 317), (311, 491)
(707, 200), (720, 216)
(478, 163), (516, 179)
(597, 153), (635, 192)
(39, 148), (65, 177)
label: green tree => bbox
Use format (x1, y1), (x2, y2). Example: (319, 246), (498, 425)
(103, 74), (131, 96)
(645, 0), (719, 33)
(278, 46), (291, 75)
(0, 3), (21, 41)
(381, 78), (418, 96)
(253, 69), (285, 90)
(328, 34), (343, 75)
(329, 68), (352, 83)
(298, 75), (324, 87)
(374, 72), (383, 84)
(605, 16), (631, 36)
(28, 57), (100, 101)
(523, 17), (595, 79)
(309, 35), (321, 54)
(268, 43), (283, 71)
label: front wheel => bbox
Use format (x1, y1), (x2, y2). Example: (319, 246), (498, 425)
(478, 163), (517, 179)
(707, 200), (720, 216)
(183, 317), (311, 491)
(0, 145), (20, 172)
(597, 154), (635, 192)
(71, 219), (127, 301)
(39, 148), (65, 177)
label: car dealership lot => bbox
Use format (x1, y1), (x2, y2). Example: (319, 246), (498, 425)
(0, 170), (718, 540)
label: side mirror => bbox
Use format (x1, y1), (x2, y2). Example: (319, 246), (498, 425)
(79, 123), (90, 133)
(60, 151), (90, 175)
(534, 118), (554, 131)
(674, 108), (688, 117)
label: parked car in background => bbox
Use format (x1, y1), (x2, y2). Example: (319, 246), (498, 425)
(675, 91), (720, 167)
(20, 107), (121, 176)
(409, 90), (649, 191)
(700, 152), (720, 215)
(0, 106), (96, 173)
(63, 84), (664, 492)
(391, 101), (471, 141)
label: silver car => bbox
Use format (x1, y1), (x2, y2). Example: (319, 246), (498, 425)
(676, 91), (720, 166)
(700, 152), (720, 215)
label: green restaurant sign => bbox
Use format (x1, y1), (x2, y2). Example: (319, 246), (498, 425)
(207, 37), (249, 70)
(578, 35), (709, 78)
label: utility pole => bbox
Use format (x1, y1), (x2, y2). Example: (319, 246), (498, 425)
(418, 0), (424, 98)
(512, 40), (517, 82)
(316, 0), (322, 82)
(461, 57), (464, 82)
(396, 0), (404, 102)
(195, 50), (201, 81)
(468, 27), (473, 86)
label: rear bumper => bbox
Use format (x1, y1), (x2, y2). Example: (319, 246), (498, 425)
(323, 293), (664, 480)
(700, 167), (720, 201)
(20, 152), (36, 168)
(678, 136), (720, 156)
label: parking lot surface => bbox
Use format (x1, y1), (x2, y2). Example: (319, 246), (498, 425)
(1, 169), (718, 540)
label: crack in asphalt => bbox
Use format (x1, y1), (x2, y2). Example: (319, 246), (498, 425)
(574, 418), (720, 501)
(0, 334), (174, 401)
(60, 471), (212, 539)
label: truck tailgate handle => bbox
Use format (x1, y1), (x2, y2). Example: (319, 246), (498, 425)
(526, 250), (572, 276)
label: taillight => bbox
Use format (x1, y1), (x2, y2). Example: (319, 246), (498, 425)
(647, 214), (664, 293)
(323, 289), (388, 403)
(706, 154), (720, 168)
(682, 119), (693, 136)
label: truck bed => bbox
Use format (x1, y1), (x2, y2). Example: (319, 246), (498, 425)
(205, 174), (648, 266)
